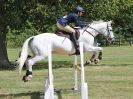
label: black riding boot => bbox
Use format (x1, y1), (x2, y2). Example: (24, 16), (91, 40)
(70, 33), (80, 55)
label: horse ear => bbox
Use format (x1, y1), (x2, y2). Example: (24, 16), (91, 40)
(108, 21), (112, 25)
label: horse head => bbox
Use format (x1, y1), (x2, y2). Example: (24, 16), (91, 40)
(83, 20), (115, 44)
(104, 21), (115, 44)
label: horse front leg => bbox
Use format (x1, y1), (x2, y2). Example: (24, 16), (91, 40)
(98, 51), (102, 60)
(85, 46), (103, 65)
(85, 52), (97, 65)
(94, 50), (103, 64)
(93, 51), (103, 64)
(85, 52), (100, 65)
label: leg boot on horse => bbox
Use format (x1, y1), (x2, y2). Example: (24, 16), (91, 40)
(22, 70), (32, 82)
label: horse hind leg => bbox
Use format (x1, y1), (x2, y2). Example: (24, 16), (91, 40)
(23, 55), (45, 82)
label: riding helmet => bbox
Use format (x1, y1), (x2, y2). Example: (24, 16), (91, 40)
(75, 6), (85, 13)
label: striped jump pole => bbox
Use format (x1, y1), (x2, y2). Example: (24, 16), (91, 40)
(79, 42), (88, 99)
(44, 44), (55, 99)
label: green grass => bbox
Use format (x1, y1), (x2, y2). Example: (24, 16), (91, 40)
(0, 46), (133, 99)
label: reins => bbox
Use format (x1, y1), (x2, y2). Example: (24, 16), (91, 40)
(81, 23), (110, 38)
(81, 25), (95, 37)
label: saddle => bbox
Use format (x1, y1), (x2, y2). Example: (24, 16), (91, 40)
(55, 29), (80, 40)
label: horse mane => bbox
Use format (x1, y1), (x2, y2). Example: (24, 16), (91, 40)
(91, 20), (104, 24)
(81, 20), (105, 30)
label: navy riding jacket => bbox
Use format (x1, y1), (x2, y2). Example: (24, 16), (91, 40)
(57, 13), (86, 28)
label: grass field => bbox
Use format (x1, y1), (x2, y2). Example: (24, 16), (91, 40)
(0, 46), (133, 99)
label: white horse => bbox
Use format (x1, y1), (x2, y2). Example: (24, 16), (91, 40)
(16, 20), (115, 82)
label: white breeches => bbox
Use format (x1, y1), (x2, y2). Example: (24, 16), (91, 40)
(57, 22), (75, 33)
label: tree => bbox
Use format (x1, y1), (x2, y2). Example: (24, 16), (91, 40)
(0, 0), (11, 67)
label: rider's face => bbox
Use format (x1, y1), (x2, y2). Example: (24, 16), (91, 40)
(78, 12), (84, 16)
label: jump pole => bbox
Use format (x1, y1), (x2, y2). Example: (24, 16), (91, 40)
(44, 44), (54, 99)
(73, 55), (78, 91)
(79, 42), (88, 99)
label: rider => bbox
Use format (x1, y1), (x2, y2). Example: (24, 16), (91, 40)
(57, 5), (86, 55)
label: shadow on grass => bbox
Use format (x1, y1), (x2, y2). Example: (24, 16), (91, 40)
(0, 60), (74, 71)
(0, 60), (133, 71)
(0, 91), (42, 99)
(0, 89), (72, 99)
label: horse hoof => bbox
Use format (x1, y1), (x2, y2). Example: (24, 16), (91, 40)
(71, 88), (78, 92)
(94, 59), (99, 64)
(22, 76), (28, 82)
(22, 75), (32, 82)
(99, 57), (102, 60)
(85, 60), (92, 65)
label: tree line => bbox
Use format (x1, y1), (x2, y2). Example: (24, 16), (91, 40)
(0, 0), (132, 66)
(5, 0), (133, 47)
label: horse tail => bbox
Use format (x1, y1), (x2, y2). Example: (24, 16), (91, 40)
(17, 36), (34, 73)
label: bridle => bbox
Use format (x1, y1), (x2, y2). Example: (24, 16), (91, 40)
(106, 24), (113, 38)
(82, 23), (113, 39)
